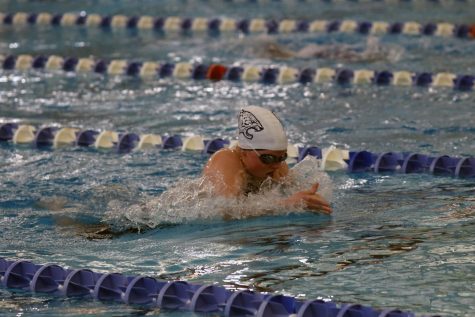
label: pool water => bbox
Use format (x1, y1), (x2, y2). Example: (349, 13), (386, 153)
(1, 0), (475, 316)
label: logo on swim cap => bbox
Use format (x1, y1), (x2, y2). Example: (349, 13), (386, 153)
(237, 106), (288, 151)
(238, 109), (264, 140)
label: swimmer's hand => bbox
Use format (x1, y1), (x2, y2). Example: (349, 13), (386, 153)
(281, 183), (332, 215)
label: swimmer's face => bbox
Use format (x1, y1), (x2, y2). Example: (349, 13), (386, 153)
(242, 149), (287, 179)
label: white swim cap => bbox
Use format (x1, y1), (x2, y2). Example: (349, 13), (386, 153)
(237, 106), (288, 151)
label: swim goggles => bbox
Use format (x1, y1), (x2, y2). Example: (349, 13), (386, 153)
(252, 149), (288, 164)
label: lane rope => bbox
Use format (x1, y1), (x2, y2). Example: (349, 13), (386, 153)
(1, 12), (474, 40)
(0, 123), (473, 178)
(1, 54), (474, 91)
(0, 257), (437, 317)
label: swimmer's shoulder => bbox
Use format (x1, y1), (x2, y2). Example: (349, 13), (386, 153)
(209, 147), (240, 162)
(203, 147), (246, 197)
(204, 148), (242, 172)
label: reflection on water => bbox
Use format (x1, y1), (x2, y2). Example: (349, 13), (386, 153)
(0, 289), (162, 317)
(1, 174), (474, 316)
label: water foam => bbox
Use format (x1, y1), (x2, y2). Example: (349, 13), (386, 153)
(105, 156), (333, 229)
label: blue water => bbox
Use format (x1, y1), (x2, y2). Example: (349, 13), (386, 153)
(1, 0), (475, 316)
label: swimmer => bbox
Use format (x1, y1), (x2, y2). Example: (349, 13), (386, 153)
(202, 106), (332, 215)
(40, 107), (331, 238)
(249, 36), (403, 63)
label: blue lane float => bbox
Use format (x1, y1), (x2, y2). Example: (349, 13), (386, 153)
(343, 151), (475, 178)
(455, 157), (475, 177)
(204, 138), (231, 154)
(0, 122), (18, 141)
(1, 54), (474, 91)
(35, 127), (58, 148)
(0, 122), (474, 178)
(162, 134), (183, 150)
(1, 12), (474, 40)
(0, 257), (438, 317)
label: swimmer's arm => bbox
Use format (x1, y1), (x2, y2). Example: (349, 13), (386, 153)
(202, 149), (245, 197)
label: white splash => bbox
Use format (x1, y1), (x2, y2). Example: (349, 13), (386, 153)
(105, 156), (332, 229)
